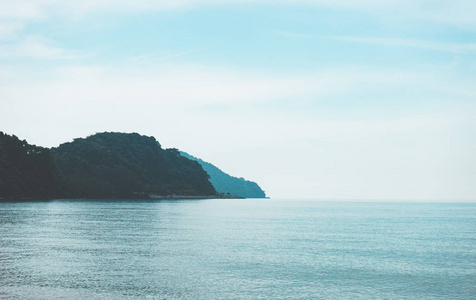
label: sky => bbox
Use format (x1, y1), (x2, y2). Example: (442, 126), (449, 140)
(1, 0), (475, 200)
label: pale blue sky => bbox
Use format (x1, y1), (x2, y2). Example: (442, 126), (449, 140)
(1, 0), (475, 200)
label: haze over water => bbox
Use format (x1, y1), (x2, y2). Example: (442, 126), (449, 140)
(1, 199), (474, 299)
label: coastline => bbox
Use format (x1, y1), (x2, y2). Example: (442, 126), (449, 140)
(0, 194), (246, 202)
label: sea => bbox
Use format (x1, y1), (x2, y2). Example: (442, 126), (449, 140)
(0, 199), (475, 299)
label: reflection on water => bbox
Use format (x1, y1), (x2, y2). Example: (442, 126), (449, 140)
(1, 199), (475, 299)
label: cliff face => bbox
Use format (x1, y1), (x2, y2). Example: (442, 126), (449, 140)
(50, 132), (217, 198)
(180, 152), (266, 198)
(0, 132), (63, 199)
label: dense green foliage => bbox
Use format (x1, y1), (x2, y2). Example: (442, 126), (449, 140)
(0, 131), (264, 200)
(180, 152), (266, 198)
(50, 132), (217, 198)
(0, 132), (63, 199)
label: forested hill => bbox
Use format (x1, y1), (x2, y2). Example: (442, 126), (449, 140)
(0, 132), (63, 199)
(1, 131), (265, 200)
(180, 152), (266, 198)
(50, 132), (217, 198)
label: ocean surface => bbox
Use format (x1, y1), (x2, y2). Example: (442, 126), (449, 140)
(0, 199), (475, 299)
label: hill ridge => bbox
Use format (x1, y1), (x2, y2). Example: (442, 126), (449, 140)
(180, 151), (266, 198)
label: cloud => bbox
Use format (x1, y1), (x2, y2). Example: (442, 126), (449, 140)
(1, 62), (474, 200)
(0, 22), (23, 39)
(0, 1), (473, 200)
(1, 0), (474, 64)
(2, 61), (473, 117)
(1, 62), (473, 147)
(290, 0), (476, 28)
(177, 105), (474, 200)
(0, 0), (46, 20)
(0, 36), (79, 59)
(326, 36), (476, 55)
(130, 48), (205, 63)
(1, 0), (475, 27)
(279, 31), (476, 54)
(0, 63), (435, 110)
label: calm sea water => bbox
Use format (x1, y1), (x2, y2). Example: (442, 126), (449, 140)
(0, 199), (475, 299)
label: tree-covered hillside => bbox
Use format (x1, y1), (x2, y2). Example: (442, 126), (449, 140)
(1, 131), (265, 200)
(50, 132), (217, 198)
(180, 152), (266, 198)
(0, 132), (63, 199)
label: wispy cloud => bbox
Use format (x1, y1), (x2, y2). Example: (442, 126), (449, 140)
(0, 22), (23, 39)
(0, 36), (79, 59)
(1, 62), (472, 112)
(0, 0), (474, 200)
(1, 60), (473, 200)
(326, 36), (476, 55)
(1, 0), (475, 27)
(1, 0), (474, 64)
(130, 48), (205, 62)
(1, 64), (414, 106)
(0, 0), (46, 20)
(278, 31), (476, 54)
(2, 62), (473, 200)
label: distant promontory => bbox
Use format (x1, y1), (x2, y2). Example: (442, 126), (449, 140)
(180, 152), (266, 198)
(0, 132), (266, 201)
